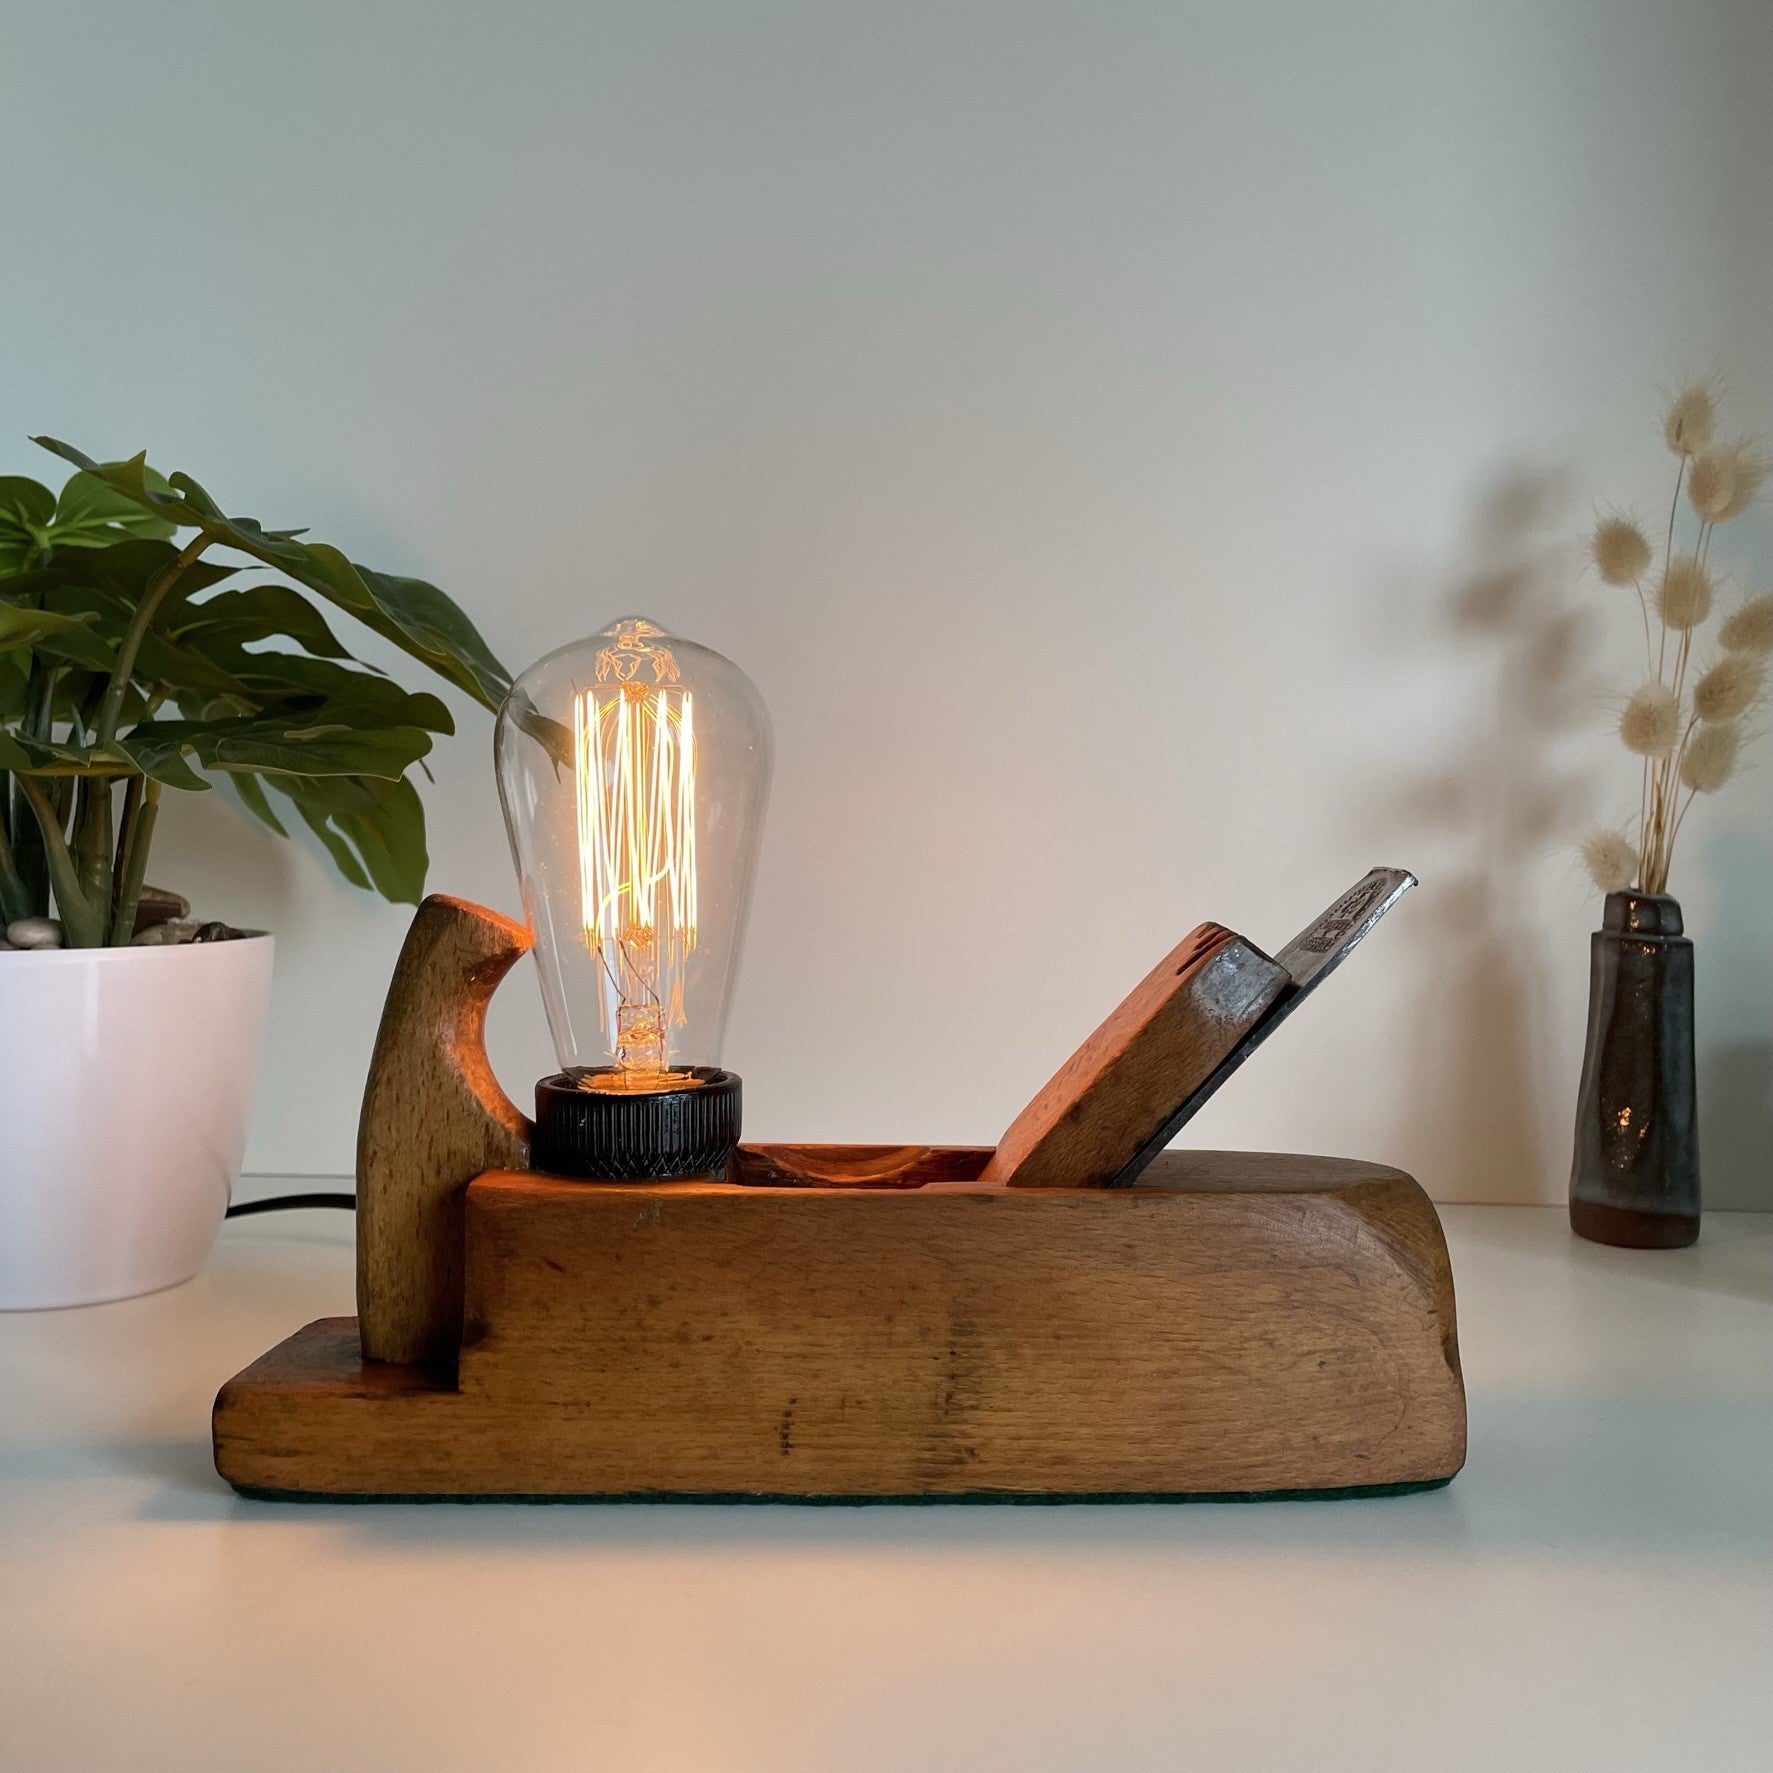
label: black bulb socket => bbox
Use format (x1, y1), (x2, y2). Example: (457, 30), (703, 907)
(530, 1067), (741, 1180)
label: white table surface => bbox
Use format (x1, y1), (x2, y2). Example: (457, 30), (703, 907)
(1, 1194), (1768, 1773)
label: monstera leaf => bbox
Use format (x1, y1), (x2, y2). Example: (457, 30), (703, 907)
(229, 769), (430, 904)
(294, 774), (428, 903)
(117, 714), (436, 791)
(32, 441), (510, 711)
(178, 643), (455, 736)
(168, 583), (352, 660)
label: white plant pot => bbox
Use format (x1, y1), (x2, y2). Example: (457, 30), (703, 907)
(0, 935), (273, 1310)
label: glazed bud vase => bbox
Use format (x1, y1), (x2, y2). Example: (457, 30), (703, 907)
(1569, 892), (1699, 1248)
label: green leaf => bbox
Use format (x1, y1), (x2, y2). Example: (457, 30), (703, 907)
(144, 626), (453, 736)
(0, 729), (135, 777)
(8, 621), (116, 676)
(48, 470), (177, 550)
(0, 653), (29, 722)
(279, 773), (430, 904)
(118, 715), (434, 786)
(0, 601), (105, 659)
(38, 581), (261, 699)
(499, 684), (574, 772)
(232, 651), (453, 733)
(30, 445), (187, 525)
(36, 535), (239, 614)
(12, 542), (261, 706)
(0, 477), (55, 527)
(116, 736), (211, 791)
(334, 557), (510, 710)
(32, 440), (511, 711)
(0, 471), (178, 575)
(169, 583), (352, 660)
(292, 793), (373, 889)
(45, 603), (242, 712)
(0, 477), (57, 575)
(228, 770), (290, 838)
(15, 539), (240, 663)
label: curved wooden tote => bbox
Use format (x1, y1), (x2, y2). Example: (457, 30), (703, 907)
(355, 894), (533, 1368)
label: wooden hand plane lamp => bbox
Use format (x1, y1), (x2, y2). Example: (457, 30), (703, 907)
(214, 620), (1465, 1503)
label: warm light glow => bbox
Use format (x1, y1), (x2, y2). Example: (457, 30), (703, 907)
(572, 621), (699, 1087)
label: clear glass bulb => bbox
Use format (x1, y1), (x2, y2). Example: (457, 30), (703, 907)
(495, 617), (772, 1097)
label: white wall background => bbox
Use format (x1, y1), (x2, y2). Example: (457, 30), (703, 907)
(3, 0), (1768, 1205)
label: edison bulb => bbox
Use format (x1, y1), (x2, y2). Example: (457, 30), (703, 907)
(495, 617), (771, 1177)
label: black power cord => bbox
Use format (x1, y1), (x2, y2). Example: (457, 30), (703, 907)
(225, 1192), (356, 1218)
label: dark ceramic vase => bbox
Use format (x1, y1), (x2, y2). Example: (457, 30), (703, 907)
(1569, 892), (1699, 1248)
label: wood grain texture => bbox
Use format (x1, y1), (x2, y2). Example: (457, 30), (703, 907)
(355, 894), (533, 1369)
(216, 1148), (1465, 1499)
(982, 923), (1291, 1190)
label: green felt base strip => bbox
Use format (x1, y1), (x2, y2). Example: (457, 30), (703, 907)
(228, 1475), (1455, 1507)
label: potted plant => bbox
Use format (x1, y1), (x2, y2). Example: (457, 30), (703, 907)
(1575, 385), (1770, 1248)
(1, 439), (508, 1308)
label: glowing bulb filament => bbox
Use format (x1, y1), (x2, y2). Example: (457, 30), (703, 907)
(573, 673), (698, 1082)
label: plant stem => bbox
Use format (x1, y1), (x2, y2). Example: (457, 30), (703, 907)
(14, 774), (104, 947)
(1655, 463), (1684, 683)
(0, 809), (31, 924)
(6, 662), (62, 917)
(71, 775), (114, 914)
(1651, 517), (1711, 894)
(94, 534), (211, 750)
(25, 655), (56, 740)
(109, 776), (160, 946)
(1636, 757), (1650, 886)
(1666, 782), (1699, 861)
(110, 773), (143, 933)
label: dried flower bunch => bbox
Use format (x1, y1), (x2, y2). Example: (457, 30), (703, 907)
(1581, 384), (1770, 895)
